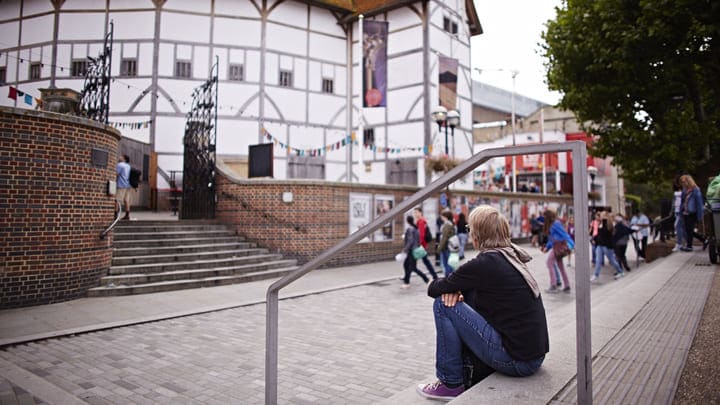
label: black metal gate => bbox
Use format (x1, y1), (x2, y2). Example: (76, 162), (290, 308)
(80, 21), (113, 124)
(181, 58), (218, 219)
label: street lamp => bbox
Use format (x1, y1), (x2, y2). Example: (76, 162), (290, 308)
(588, 165), (598, 208)
(432, 106), (460, 155)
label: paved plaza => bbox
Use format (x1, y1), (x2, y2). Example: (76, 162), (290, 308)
(0, 244), (714, 404)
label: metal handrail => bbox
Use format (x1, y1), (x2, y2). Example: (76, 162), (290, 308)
(265, 142), (592, 405)
(99, 208), (124, 239)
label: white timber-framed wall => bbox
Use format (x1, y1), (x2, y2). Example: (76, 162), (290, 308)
(0, 0), (480, 190)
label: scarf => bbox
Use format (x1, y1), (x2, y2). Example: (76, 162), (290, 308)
(479, 243), (540, 298)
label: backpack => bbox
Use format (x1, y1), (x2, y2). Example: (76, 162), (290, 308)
(129, 167), (141, 189)
(424, 223), (433, 243)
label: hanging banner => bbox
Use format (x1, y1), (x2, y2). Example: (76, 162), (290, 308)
(438, 56), (458, 110)
(362, 20), (388, 108)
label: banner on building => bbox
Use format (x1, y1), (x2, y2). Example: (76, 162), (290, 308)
(438, 56), (458, 110)
(362, 20), (388, 108)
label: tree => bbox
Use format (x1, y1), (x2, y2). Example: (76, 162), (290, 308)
(542, 0), (720, 190)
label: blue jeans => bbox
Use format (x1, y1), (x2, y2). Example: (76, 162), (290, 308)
(440, 250), (453, 277)
(433, 298), (544, 385)
(674, 214), (686, 247)
(457, 233), (468, 258)
(594, 245), (624, 277)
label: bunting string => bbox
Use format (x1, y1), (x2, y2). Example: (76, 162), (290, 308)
(261, 128), (432, 156)
(6, 86), (41, 107)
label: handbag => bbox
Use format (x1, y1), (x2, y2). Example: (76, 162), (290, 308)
(412, 246), (427, 259)
(552, 240), (571, 259)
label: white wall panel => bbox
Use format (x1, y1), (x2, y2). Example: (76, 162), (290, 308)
(215, 48), (228, 80)
(214, 18), (261, 47)
(387, 52), (422, 89)
(138, 43), (153, 76)
(72, 44), (87, 59)
(59, 13), (105, 40)
(161, 12), (209, 43)
(308, 61), (320, 91)
(62, 0), (104, 10)
(20, 15), (53, 43)
(309, 8), (343, 36)
(294, 59), (306, 89)
(216, 119), (259, 155)
(110, 11), (155, 39)
(387, 25), (421, 55)
(56, 45), (71, 77)
(0, 22), (19, 46)
(265, 53), (278, 85)
(245, 50), (260, 82)
(308, 94), (345, 125)
(388, 86), (424, 121)
(387, 7), (422, 28)
(194, 46), (209, 79)
(228, 49), (244, 64)
(155, 116), (186, 153)
(265, 87), (305, 122)
(158, 43), (174, 76)
(334, 66), (346, 97)
(111, 78), (150, 112)
(164, 0), (210, 13)
(215, 0), (259, 18)
(308, 32), (345, 64)
(268, 1), (307, 29)
(266, 23), (306, 56)
(176, 44), (191, 60)
(23, 1), (53, 16)
(109, 0), (156, 11)
(218, 82), (258, 113)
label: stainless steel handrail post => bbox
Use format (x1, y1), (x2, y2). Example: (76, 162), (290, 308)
(99, 207), (124, 239)
(265, 142), (592, 405)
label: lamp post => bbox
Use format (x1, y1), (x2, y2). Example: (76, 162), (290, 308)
(588, 165), (598, 209)
(432, 106), (460, 156)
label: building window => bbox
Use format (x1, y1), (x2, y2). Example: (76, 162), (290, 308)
(0, 67), (5, 85)
(288, 156), (324, 179)
(321, 78), (334, 94)
(279, 70), (293, 87)
(175, 60), (192, 78)
(29, 63), (41, 80)
(71, 60), (88, 77)
(443, 16), (458, 35)
(229, 64), (244, 81)
(363, 128), (375, 146)
(120, 59), (137, 76)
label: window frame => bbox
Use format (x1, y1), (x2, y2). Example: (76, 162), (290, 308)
(175, 60), (192, 78)
(0, 67), (6, 85)
(120, 58), (137, 77)
(29, 62), (41, 80)
(228, 64), (244, 81)
(279, 70), (293, 87)
(321, 77), (334, 94)
(71, 60), (88, 77)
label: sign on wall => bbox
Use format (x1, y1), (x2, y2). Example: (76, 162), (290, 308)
(374, 194), (394, 241)
(438, 56), (458, 110)
(363, 20), (388, 108)
(349, 193), (372, 243)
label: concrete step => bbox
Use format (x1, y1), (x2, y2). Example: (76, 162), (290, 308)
(112, 236), (242, 249)
(107, 253), (284, 275)
(111, 248), (269, 266)
(113, 224), (231, 233)
(113, 230), (237, 241)
(87, 266), (299, 296)
(112, 242), (255, 258)
(113, 219), (216, 226)
(100, 260), (298, 285)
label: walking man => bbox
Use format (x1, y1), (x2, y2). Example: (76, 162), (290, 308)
(413, 208), (439, 280)
(116, 155), (132, 220)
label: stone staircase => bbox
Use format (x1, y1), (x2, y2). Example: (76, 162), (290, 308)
(87, 220), (299, 296)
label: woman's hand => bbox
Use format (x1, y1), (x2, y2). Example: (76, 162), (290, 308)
(441, 292), (464, 307)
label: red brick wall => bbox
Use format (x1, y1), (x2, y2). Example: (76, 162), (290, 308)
(0, 107), (120, 308)
(215, 164), (573, 268)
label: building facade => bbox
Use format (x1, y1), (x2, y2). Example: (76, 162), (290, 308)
(0, 0), (481, 191)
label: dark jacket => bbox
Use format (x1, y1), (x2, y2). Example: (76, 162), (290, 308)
(403, 226), (419, 254)
(612, 222), (633, 246)
(595, 219), (614, 248)
(427, 252), (549, 361)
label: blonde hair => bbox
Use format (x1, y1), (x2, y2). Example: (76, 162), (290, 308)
(468, 205), (512, 249)
(679, 174), (697, 189)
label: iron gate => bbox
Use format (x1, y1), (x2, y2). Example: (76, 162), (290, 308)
(80, 21), (113, 124)
(181, 58), (218, 219)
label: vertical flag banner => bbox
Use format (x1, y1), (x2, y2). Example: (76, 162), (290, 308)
(362, 20), (388, 108)
(438, 56), (458, 110)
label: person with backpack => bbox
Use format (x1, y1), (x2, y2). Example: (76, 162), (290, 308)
(438, 209), (457, 277)
(413, 208), (439, 281)
(416, 205), (548, 401)
(116, 154), (133, 220)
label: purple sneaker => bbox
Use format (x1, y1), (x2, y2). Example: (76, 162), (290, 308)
(416, 380), (464, 401)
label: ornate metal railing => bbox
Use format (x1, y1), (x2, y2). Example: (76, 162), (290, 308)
(181, 57), (218, 219)
(80, 21), (113, 124)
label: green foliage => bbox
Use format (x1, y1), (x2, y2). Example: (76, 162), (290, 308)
(542, 0), (720, 188)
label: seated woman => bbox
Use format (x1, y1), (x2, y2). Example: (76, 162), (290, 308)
(417, 205), (549, 401)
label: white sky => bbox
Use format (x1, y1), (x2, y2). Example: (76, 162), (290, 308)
(470, 0), (564, 105)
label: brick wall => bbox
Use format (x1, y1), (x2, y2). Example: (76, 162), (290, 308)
(0, 107), (120, 308)
(215, 162), (573, 268)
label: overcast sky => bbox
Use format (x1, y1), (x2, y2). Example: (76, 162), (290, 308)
(470, 0), (564, 105)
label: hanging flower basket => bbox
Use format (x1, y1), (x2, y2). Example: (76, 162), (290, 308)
(425, 155), (461, 173)
(588, 191), (602, 201)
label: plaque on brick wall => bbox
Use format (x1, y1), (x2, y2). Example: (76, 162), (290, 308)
(249, 143), (273, 178)
(91, 148), (109, 168)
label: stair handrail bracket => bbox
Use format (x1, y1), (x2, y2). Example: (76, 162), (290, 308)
(265, 142), (593, 405)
